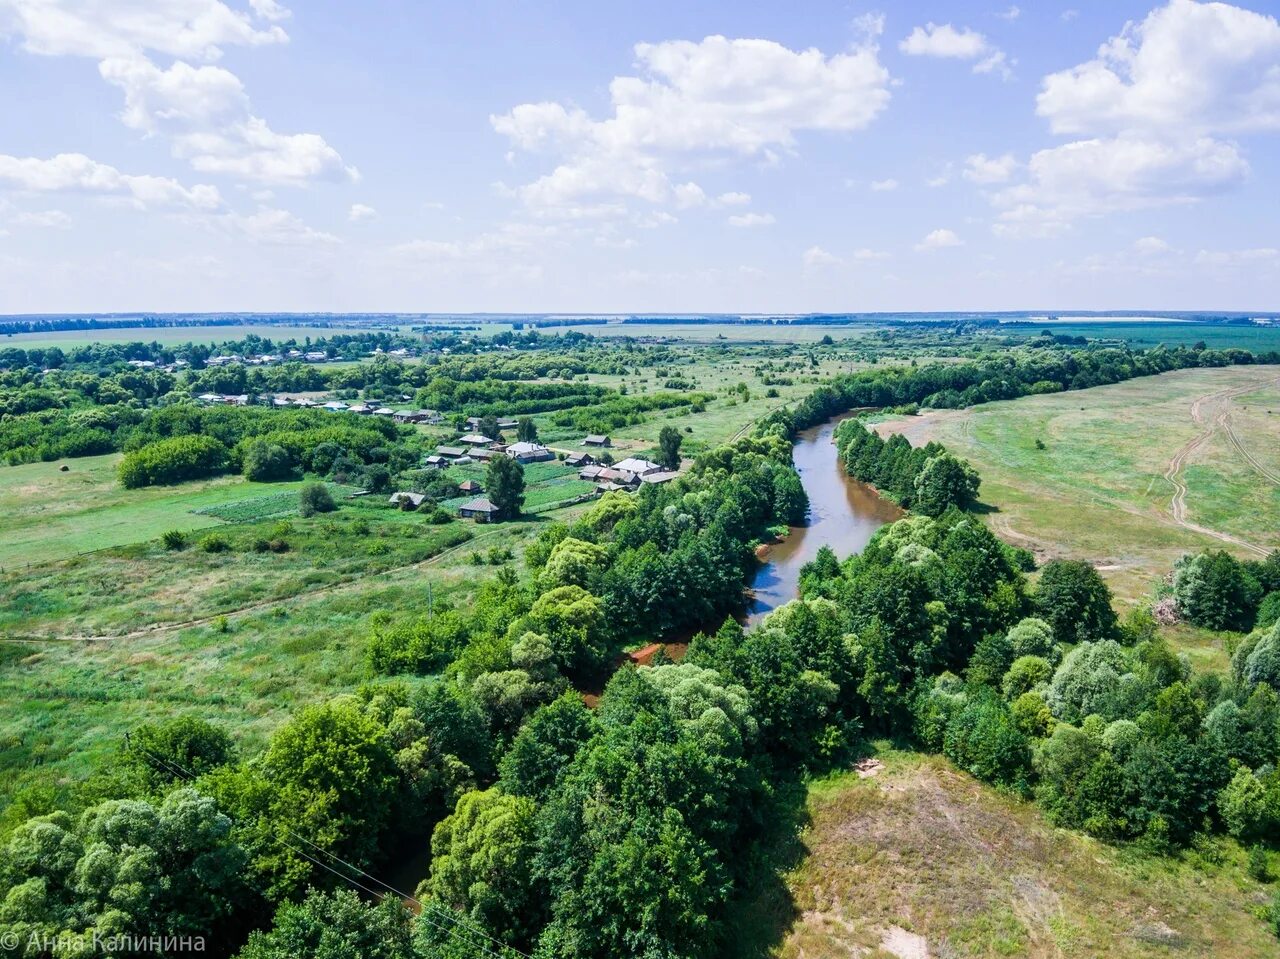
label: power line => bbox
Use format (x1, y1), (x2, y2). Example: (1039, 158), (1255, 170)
(126, 740), (528, 959)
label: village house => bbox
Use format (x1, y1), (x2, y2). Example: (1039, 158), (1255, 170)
(465, 416), (519, 432)
(422, 455), (447, 467)
(565, 451), (594, 467)
(389, 491), (427, 509)
(640, 470), (679, 485)
(458, 497), (499, 522)
(373, 407), (396, 417)
(470, 448), (499, 461)
(322, 401), (349, 412)
(582, 434), (612, 448)
(347, 403), (373, 415)
(613, 457), (663, 477)
(436, 446), (467, 459)
(506, 441), (554, 463)
(457, 479), (483, 494)
(459, 434), (495, 447)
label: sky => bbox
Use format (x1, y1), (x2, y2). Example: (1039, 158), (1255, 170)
(0, 0), (1278, 314)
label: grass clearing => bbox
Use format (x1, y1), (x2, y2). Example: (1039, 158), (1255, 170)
(758, 751), (1276, 959)
(874, 365), (1280, 604)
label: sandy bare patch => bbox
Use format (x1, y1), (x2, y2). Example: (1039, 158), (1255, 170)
(879, 925), (929, 959)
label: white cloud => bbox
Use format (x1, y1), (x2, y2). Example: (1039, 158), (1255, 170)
(984, 2), (1278, 238)
(1134, 235), (1171, 255)
(98, 57), (355, 184)
(1194, 246), (1279, 267)
(0, 0), (288, 60)
(493, 35), (891, 216)
(899, 22), (1011, 76)
(802, 246), (841, 270)
(853, 247), (890, 260)
(224, 207), (338, 245)
(727, 212), (775, 228)
(673, 181), (707, 208)
(715, 191), (751, 206)
(348, 203), (377, 222)
(1061, 9), (1079, 22)
(1037, 0), (1280, 136)
(9, 209), (72, 228)
(870, 178), (899, 191)
(964, 152), (1018, 183)
(990, 135), (1247, 238)
(900, 23), (990, 58)
(915, 228), (962, 250)
(2, 1), (352, 186)
(997, 6), (1021, 21)
(0, 152), (221, 209)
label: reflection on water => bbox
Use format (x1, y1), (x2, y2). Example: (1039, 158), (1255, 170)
(745, 415), (902, 626)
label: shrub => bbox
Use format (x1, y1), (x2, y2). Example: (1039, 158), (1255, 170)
(161, 529), (187, 551)
(298, 482), (335, 518)
(241, 439), (296, 482)
(1248, 845), (1272, 884)
(429, 507), (453, 524)
(1258, 591), (1280, 630)
(118, 435), (229, 488)
(199, 533), (231, 553)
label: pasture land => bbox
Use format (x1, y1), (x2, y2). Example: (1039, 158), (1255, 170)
(1, 323), (385, 350)
(874, 364), (1280, 603)
(752, 752), (1277, 959)
(0, 495), (578, 816)
(557, 321), (882, 343)
(999, 320), (1280, 352)
(0, 455), (338, 568)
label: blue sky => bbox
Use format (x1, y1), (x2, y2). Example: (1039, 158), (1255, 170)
(0, 0), (1278, 313)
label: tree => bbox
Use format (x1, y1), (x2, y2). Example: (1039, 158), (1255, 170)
(486, 455), (525, 521)
(123, 715), (234, 792)
(658, 425), (683, 471)
(1046, 640), (1130, 724)
(242, 439), (295, 481)
(912, 452), (979, 516)
(427, 788), (539, 944)
(238, 888), (414, 959)
(478, 415), (501, 441)
(1035, 560), (1118, 644)
(1173, 550), (1263, 631)
(499, 693), (598, 802)
(516, 416), (537, 443)
(298, 481), (335, 517)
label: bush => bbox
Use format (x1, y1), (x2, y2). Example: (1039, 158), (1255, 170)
(118, 435), (229, 488)
(242, 439), (296, 482)
(161, 529), (187, 551)
(199, 533), (231, 553)
(298, 482), (336, 518)
(1258, 591), (1280, 630)
(428, 507), (453, 524)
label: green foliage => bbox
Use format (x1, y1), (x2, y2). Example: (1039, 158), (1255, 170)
(161, 529), (187, 550)
(913, 452), (981, 516)
(428, 788), (539, 945)
(199, 532), (231, 553)
(1003, 655), (1052, 699)
(516, 416), (537, 443)
(658, 424), (683, 471)
(486, 455), (525, 521)
(1035, 560), (1118, 645)
(118, 434), (229, 487)
(241, 438), (296, 482)
(237, 888), (414, 959)
(1173, 550), (1264, 631)
(1258, 592), (1280, 630)
(122, 716), (234, 793)
(298, 481), (336, 517)
(943, 694), (1031, 792)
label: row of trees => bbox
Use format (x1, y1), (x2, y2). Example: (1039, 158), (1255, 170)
(834, 419), (980, 515)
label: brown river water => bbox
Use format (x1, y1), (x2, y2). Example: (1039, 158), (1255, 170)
(745, 414), (902, 626)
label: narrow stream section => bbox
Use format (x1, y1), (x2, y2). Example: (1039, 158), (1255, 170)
(745, 414), (902, 626)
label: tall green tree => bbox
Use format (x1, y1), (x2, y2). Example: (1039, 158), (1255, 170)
(516, 416), (537, 443)
(486, 455), (525, 521)
(658, 425), (683, 471)
(1035, 560), (1118, 645)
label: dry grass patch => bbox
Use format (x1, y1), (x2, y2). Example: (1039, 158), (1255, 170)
(774, 752), (1275, 959)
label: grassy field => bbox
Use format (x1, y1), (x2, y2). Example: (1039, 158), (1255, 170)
(874, 365), (1280, 604)
(998, 321), (1280, 352)
(0, 455), (343, 568)
(0, 491), (587, 815)
(749, 751), (1277, 959)
(1, 324), (385, 349)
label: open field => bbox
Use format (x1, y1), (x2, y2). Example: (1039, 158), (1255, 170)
(999, 321), (1280, 352)
(1, 323), (389, 350)
(874, 365), (1280, 604)
(0, 455), (331, 568)
(557, 322), (883, 342)
(0, 493), (585, 815)
(754, 751), (1277, 959)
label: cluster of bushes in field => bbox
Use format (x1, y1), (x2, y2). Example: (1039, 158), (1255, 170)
(1168, 549), (1280, 634)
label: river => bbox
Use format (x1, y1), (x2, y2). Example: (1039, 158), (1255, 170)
(745, 415), (902, 625)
